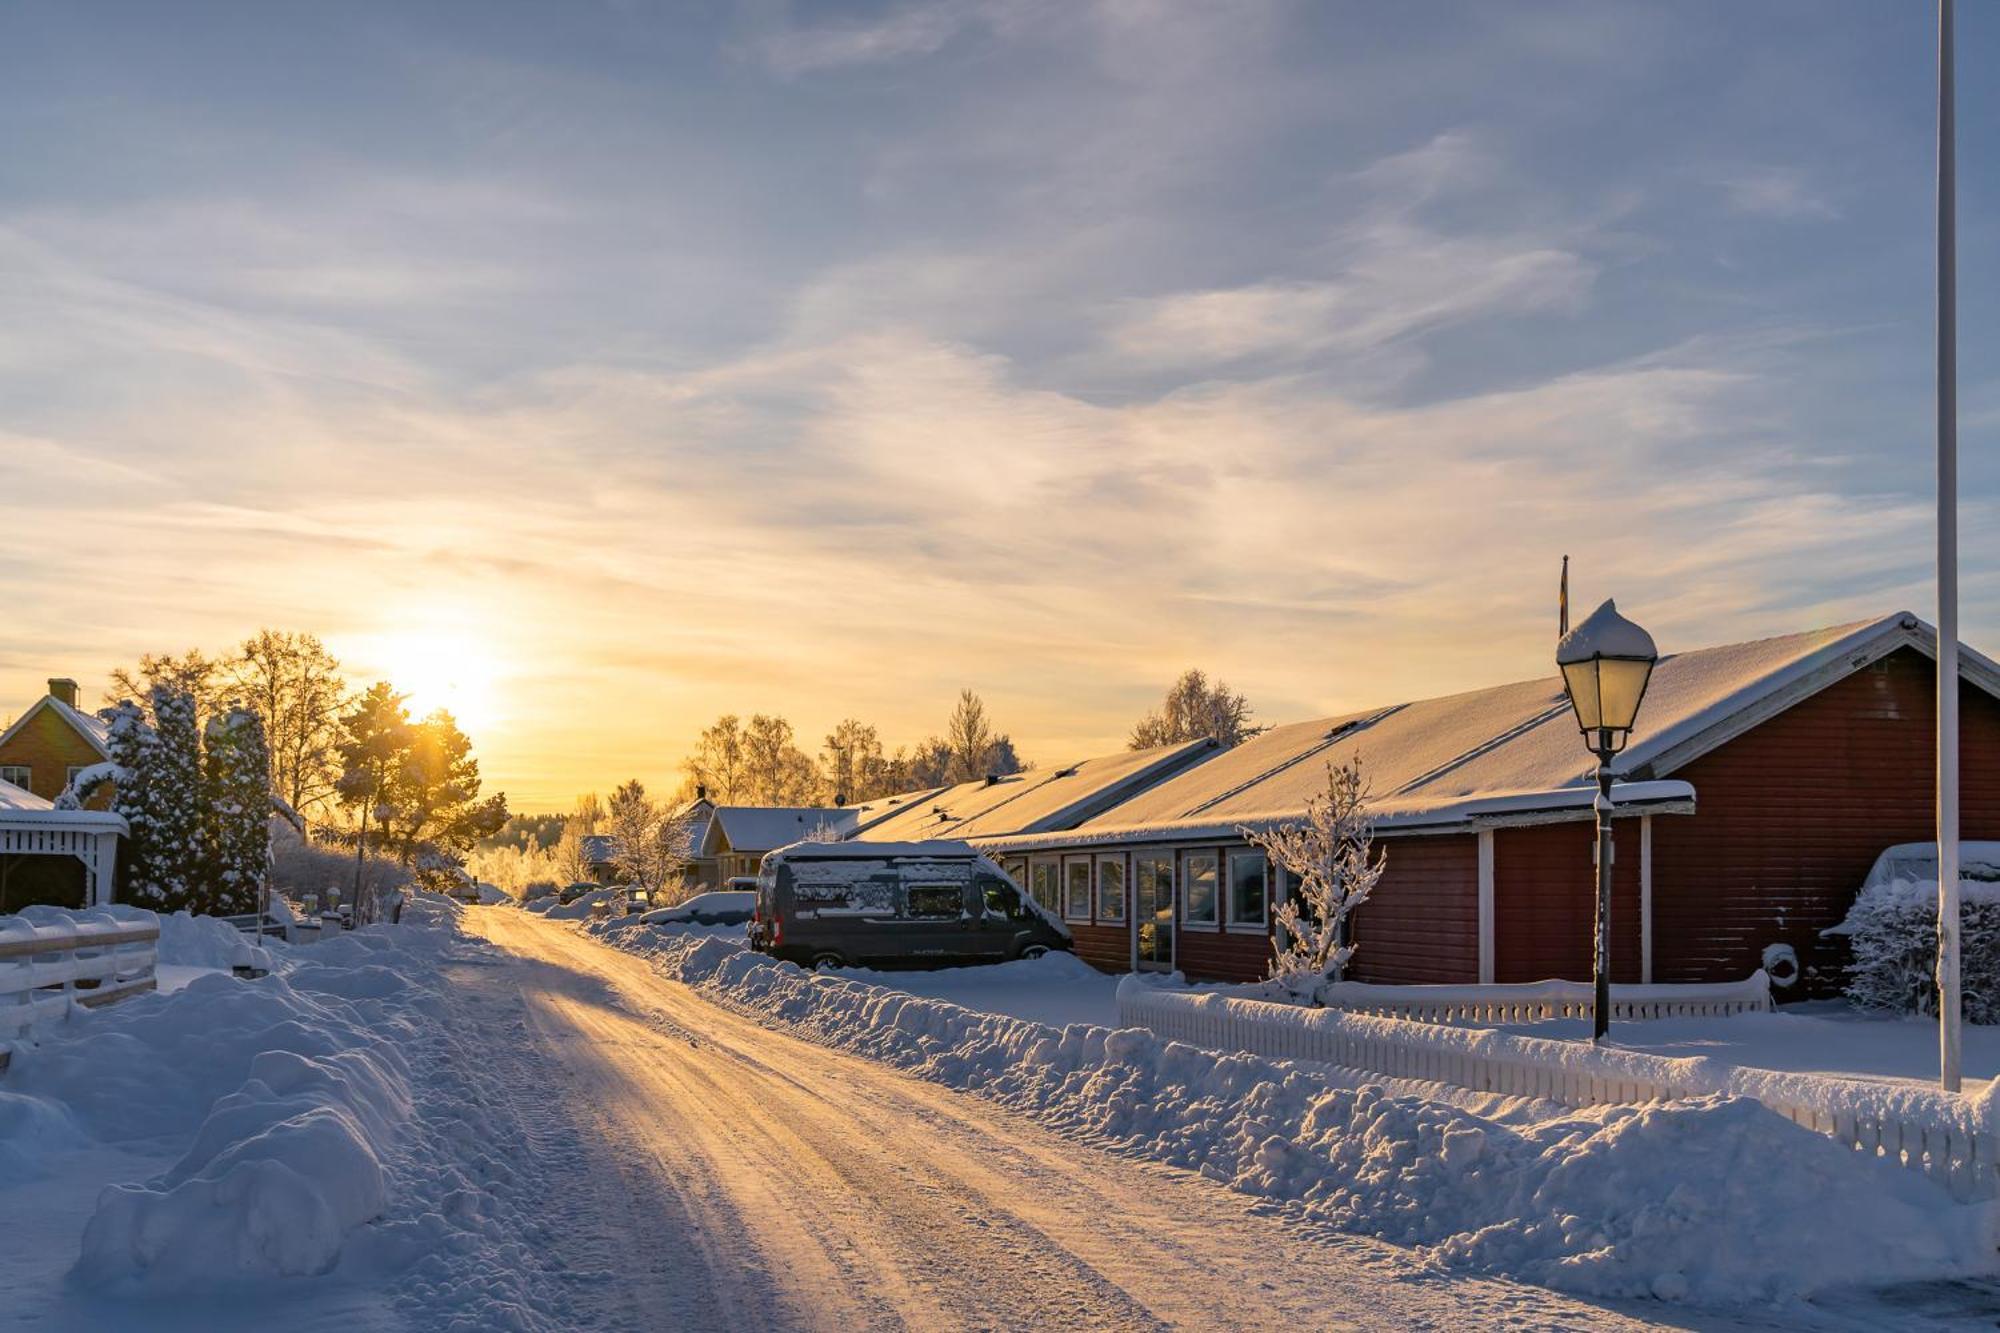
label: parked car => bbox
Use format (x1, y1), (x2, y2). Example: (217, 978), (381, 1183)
(749, 840), (1069, 970)
(557, 881), (600, 906)
(641, 890), (755, 928)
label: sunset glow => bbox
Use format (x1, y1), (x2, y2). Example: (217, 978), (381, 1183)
(2, 4), (1994, 814)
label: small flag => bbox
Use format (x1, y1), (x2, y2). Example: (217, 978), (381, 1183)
(1559, 555), (1570, 638)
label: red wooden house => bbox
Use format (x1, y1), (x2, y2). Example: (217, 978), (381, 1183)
(843, 612), (2000, 993)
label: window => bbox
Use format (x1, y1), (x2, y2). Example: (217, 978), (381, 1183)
(1183, 852), (1218, 925)
(981, 876), (1028, 919)
(1029, 858), (1059, 913)
(1134, 853), (1174, 968)
(0, 765), (28, 790)
(1227, 851), (1268, 927)
(1002, 857), (1027, 886)
(1063, 859), (1092, 921)
(1095, 856), (1125, 922)
(66, 765), (90, 787)
(906, 885), (963, 920)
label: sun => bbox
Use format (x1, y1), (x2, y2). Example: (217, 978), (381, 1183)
(378, 630), (502, 733)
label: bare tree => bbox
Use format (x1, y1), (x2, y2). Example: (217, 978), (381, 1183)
(230, 630), (347, 820)
(606, 779), (704, 903)
(551, 794), (601, 884)
(107, 650), (230, 725)
(820, 718), (895, 803)
(941, 690), (1024, 783)
(742, 714), (820, 804)
(684, 715), (748, 802)
(1131, 669), (1257, 749)
(1240, 757), (1385, 999)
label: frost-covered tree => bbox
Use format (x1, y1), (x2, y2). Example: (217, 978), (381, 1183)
(1836, 875), (2000, 1023)
(821, 718), (898, 803)
(201, 706), (273, 915)
(683, 714), (749, 803)
(336, 682), (415, 923)
(605, 779), (703, 901)
(550, 795), (602, 885)
(1241, 757), (1385, 998)
(741, 714), (820, 805)
(116, 684), (205, 910)
(1131, 669), (1257, 750)
(107, 650), (229, 727)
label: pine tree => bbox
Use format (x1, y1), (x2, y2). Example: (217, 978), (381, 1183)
(112, 684), (206, 910)
(202, 707), (272, 915)
(104, 699), (157, 901)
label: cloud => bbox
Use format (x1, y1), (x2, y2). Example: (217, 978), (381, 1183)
(1715, 168), (1839, 222)
(752, 1), (980, 75)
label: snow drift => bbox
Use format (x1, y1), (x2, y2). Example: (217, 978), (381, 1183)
(625, 931), (1999, 1306)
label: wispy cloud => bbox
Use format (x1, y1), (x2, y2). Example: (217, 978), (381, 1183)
(1715, 167), (1839, 222)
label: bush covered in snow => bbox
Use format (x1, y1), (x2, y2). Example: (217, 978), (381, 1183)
(1830, 876), (2000, 1023)
(271, 821), (409, 911)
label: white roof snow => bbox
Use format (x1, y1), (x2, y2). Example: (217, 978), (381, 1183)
(704, 805), (859, 855)
(847, 741), (1217, 843)
(0, 695), (112, 760)
(983, 611), (1987, 847)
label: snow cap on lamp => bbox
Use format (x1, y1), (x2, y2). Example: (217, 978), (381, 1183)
(1556, 599), (1659, 751)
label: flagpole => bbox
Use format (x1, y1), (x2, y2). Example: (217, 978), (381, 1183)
(1936, 0), (1961, 1093)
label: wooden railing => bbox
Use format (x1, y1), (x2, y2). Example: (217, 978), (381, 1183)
(1315, 972), (1772, 1024)
(1116, 979), (1998, 1200)
(0, 907), (159, 1068)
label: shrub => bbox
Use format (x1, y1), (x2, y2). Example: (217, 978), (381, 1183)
(1831, 876), (2000, 1023)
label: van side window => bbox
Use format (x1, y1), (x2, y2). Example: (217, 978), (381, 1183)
(906, 885), (963, 920)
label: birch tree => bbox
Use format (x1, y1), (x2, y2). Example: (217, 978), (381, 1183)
(1240, 756), (1385, 998)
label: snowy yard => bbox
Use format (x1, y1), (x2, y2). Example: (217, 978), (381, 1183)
(1501, 1001), (2000, 1092)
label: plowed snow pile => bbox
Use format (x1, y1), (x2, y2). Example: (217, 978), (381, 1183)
(631, 932), (1998, 1307)
(3, 898), (569, 1328)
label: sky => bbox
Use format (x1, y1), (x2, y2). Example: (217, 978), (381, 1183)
(2, 0), (1997, 813)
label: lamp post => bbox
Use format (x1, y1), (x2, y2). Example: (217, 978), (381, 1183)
(1557, 599), (1660, 1043)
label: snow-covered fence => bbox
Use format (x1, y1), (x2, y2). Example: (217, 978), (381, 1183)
(1116, 979), (2000, 1199)
(0, 907), (159, 1065)
(1316, 972), (1772, 1024)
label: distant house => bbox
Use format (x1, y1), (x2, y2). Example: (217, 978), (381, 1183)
(581, 796), (718, 885)
(693, 789), (935, 887)
(0, 678), (112, 808)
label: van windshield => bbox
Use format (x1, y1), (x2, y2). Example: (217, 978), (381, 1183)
(981, 877), (1024, 918)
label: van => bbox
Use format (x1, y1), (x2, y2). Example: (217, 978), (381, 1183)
(749, 839), (1070, 970)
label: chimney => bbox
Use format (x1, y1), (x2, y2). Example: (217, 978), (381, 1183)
(696, 783), (708, 802)
(984, 772), (1001, 787)
(47, 678), (78, 709)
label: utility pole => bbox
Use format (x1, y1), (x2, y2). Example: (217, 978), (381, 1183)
(1936, 0), (1961, 1093)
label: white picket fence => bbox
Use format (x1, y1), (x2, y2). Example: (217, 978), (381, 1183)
(1116, 979), (2000, 1200)
(1316, 972), (1772, 1024)
(0, 907), (159, 1065)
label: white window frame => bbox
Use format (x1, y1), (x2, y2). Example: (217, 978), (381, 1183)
(0, 765), (29, 790)
(1061, 856), (1093, 923)
(1225, 849), (1268, 931)
(1182, 850), (1220, 927)
(1028, 856), (1060, 914)
(1095, 854), (1126, 923)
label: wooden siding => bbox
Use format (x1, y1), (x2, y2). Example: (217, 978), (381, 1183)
(1348, 833), (1482, 985)
(1649, 647), (2000, 991)
(1067, 922), (1129, 974)
(0, 704), (110, 807)
(1492, 819), (1643, 984)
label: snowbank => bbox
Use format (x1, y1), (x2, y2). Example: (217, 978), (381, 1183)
(155, 911), (261, 972)
(625, 932), (1999, 1306)
(3, 893), (566, 1324)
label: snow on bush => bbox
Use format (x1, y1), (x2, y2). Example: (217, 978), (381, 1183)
(1831, 875), (2000, 1023)
(154, 910), (261, 972)
(624, 932), (1998, 1306)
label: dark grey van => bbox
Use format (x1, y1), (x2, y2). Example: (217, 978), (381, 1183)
(748, 840), (1070, 970)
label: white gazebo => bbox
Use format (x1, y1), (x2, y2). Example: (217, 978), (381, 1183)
(0, 782), (125, 910)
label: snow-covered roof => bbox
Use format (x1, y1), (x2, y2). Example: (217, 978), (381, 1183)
(768, 839), (984, 860)
(703, 805), (858, 855)
(0, 694), (111, 760)
(846, 741), (1217, 843)
(0, 778), (126, 832)
(580, 834), (618, 863)
(983, 611), (1988, 848)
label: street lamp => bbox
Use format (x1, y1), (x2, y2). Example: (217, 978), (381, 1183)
(1556, 598), (1659, 1043)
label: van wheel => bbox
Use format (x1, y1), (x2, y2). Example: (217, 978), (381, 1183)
(810, 951), (847, 972)
(1017, 944), (1050, 961)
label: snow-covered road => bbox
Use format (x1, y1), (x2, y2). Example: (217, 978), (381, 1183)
(464, 909), (1746, 1332)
